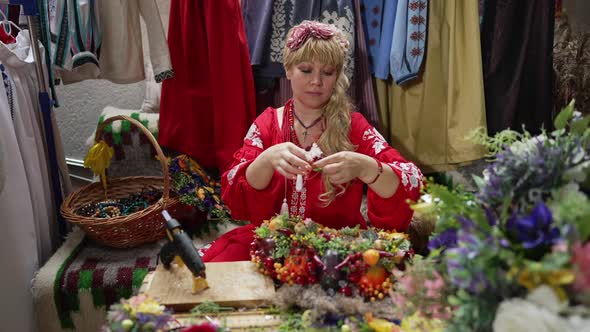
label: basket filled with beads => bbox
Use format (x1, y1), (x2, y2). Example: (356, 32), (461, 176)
(61, 115), (185, 248)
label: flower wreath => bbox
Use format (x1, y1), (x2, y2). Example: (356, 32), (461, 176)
(251, 215), (413, 301)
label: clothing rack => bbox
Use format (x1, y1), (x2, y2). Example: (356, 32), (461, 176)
(1, 0), (67, 238)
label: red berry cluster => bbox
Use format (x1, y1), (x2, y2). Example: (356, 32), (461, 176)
(250, 237), (278, 279)
(275, 247), (319, 285)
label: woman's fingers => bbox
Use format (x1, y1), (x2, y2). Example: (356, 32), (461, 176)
(312, 154), (337, 168)
(278, 159), (302, 178)
(276, 165), (295, 180)
(321, 162), (344, 175)
(287, 143), (314, 163)
(284, 154), (311, 172)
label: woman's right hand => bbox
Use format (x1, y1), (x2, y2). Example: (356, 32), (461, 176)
(261, 142), (312, 180)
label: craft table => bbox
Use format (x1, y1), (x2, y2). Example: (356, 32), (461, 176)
(31, 223), (243, 332)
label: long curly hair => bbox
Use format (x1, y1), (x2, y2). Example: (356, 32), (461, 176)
(283, 22), (355, 205)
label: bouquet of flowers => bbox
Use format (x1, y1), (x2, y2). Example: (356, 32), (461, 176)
(103, 294), (174, 332)
(251, 215), (413, 301)
(408, 101), (590, 332)
(168, 155), (235, 225)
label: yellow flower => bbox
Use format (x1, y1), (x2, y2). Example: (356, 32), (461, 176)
(197, 188), (206, 200)
(364, 313), (401, 332)
(137, 299), (165, 315)
(401, 312), (445, 332)
(510, 266), (574, 301)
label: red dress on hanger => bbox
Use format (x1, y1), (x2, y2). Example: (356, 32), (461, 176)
(0, 27), (15, 44)
(159, 0), (256, 173)
(202, 100), (424, 262)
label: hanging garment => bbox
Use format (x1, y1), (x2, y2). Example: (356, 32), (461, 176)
(390, 0), (428, 85)
(48, 0), (173, 84)
(159, 0), (256, 173)
(0, 31), (57, 262)
(241, 0), (273, 67)
(481, 0), (555, 135)
(352, 0), (380, 128)
(377, 0), (487, 172)
(0, 38), (43, 332)
(360, 0), (397, 79)
(244, 0), (356, 80)
(48, 0), (102, 82)
(201, 101), (423, 262)
(96, 0), (173, 84)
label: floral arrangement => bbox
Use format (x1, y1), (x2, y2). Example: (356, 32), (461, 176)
(250, 215), (413, 301)
(168, 155), (235, 225)
(407, 101), (590, 331)
(103, 294), (174, 332)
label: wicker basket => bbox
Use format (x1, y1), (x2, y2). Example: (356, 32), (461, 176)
(61, 115), (184, 248)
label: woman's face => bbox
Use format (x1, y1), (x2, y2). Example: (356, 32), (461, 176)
(286, 60), (338, 111)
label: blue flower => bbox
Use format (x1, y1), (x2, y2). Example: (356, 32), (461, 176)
(428, 229), (458, 250)
(506, 202), (560, 249)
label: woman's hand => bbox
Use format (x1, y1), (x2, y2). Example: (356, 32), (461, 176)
(261, 142), (312, 179)
(312, 151), (373, 185)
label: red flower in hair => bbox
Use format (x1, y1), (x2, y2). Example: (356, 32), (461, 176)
(286, 20), (348, 51)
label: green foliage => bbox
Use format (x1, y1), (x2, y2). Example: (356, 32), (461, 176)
(469, 126), (522, 158)
(190, 301), (234, 315)
(273, 233), (293, 260)
(554, 99), (576, 130)
(446, 290), (500, 332)
(426, 183), (485, 233)
(548, 184), (590, 240)
(255, 224), (271, 239)
(277, 311), (306, 332)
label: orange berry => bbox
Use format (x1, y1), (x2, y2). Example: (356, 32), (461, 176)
(363, 249), (380, 266)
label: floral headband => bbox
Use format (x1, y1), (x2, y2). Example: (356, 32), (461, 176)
(286, 20), (350, 51)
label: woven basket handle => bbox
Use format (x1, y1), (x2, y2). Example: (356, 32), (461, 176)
(94, 115), (170, 201)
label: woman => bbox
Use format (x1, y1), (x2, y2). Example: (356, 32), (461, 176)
(202, 21), (423, 262)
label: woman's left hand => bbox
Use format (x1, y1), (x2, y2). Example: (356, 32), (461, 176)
(312, 151), (371, 185)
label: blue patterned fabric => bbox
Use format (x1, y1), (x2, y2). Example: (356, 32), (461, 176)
(244, 0), (355, 79)
(0, 64), (14, 120)
(361, 0), (397, 79)
(390, 0), (428, 85)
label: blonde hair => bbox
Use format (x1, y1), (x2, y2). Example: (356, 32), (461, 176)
(283, 22), (355, 205)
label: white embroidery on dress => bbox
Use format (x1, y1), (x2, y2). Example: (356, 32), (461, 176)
(388, 161), (423, 191)
(244, 123), (263, 149)
(362, 127), (388, 155)
(290, 176), (306, 217)
(227, 161), (247, 185)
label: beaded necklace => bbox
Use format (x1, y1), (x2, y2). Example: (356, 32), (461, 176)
(282, 100), (308, 217)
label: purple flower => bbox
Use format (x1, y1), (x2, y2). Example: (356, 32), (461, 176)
(506, 202), (560, 249)
(485, 207), (497, 226)
(169, 159), (181, 173)
(467, 271), (489, 293)
(202, 196), (215, 209)
(457, 216), (476, 230)
(428, 229), (458, 250)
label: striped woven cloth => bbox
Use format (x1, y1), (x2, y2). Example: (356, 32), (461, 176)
(55, 238), (161, 329)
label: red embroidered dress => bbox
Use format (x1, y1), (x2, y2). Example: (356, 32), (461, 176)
(202, 100), (423, 262)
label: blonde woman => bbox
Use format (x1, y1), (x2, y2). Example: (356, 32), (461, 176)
(202, 21), (423, 262)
